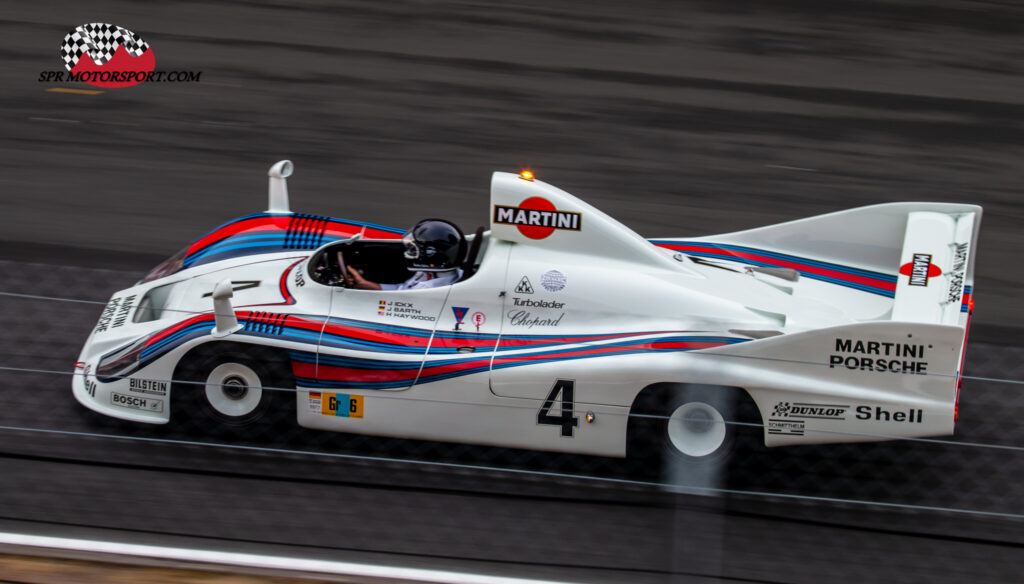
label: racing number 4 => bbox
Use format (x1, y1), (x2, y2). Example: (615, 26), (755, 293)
(537, 379), (579, 437)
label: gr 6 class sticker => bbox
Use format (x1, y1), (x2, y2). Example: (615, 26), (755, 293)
(320, 392), (364, 418)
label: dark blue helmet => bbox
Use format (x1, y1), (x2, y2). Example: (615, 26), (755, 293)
(402, 219), (466, 272)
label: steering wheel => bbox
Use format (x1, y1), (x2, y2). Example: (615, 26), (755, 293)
(312, 251), (345, 286)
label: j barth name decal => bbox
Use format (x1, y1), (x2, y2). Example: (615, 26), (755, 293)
(494, 197), (581, 240)
(378, 300), (436, 322)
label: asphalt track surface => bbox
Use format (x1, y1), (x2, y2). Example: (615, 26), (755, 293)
(2, 1), (1024, 582)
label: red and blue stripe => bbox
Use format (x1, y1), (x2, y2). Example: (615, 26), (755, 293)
(113, 308), (748, 391)
(651, 240), (898, 297)
(180, 213), (403, 270)
(295, 335), (747, 389)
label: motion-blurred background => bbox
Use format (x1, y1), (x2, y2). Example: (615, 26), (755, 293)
(2, 1), (1023, 582)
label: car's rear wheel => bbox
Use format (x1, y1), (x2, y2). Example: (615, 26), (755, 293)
(627, 384), (759, 477)
(173, 344), (293, 437)
(666, 400), (730, 458)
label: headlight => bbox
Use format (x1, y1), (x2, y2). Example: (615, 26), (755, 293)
(96, 337), (149, 382)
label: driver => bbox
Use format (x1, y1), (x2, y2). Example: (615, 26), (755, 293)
(346, 219), (467, 290)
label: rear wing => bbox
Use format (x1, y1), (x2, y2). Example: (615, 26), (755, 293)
(892, 211), (976, 325)
(656, 202), (982, 324)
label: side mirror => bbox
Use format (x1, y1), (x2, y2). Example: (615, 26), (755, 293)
(210, 279), (243, 337)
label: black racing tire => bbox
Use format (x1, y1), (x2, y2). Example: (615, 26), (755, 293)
(172, 345), (294, 438)
(627, 384), (760, 478)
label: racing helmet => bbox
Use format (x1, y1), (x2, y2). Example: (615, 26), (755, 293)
(402, 219), (467, 272)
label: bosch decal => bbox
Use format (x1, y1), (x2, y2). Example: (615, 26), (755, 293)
(111, 392), (163, 412)
(494, 197), (581, 240)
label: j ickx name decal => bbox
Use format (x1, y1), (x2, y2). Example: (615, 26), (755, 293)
(378, 300), (436, 322)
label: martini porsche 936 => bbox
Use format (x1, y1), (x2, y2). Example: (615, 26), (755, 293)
(73, 161), (980, 462)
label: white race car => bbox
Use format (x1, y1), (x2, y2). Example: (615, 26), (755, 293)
(73, 161), (980, 462)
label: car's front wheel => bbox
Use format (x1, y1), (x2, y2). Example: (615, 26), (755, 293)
(202, 360), (268, 423)
(173, 344), (293, 436)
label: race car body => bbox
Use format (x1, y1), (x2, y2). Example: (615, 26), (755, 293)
(73, 161), (981, 459)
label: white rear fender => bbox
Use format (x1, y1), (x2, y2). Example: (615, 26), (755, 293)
(699, 321), (963, 445)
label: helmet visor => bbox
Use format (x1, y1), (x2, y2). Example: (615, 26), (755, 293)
(402, 231), (419, 260)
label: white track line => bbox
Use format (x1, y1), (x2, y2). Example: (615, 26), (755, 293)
(0, 532), (573, 584)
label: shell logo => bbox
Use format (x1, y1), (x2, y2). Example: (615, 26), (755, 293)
(60, 23), (155, 88)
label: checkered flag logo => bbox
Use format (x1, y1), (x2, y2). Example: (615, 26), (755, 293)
(60, 23), (151, 71)
(772, 402), (791, 417)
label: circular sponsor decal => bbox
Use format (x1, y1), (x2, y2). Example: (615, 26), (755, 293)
(899, 261), (942, 278)
(517, 197), (558, 240)
(471, 312), (486, 327)
(60, 23), (155, 88)
(540, 270), (566, 292)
